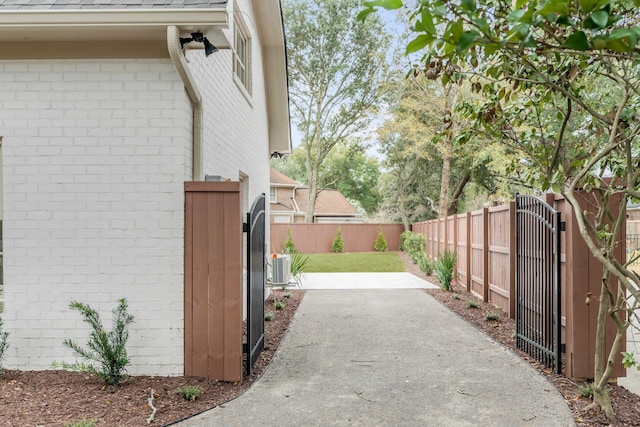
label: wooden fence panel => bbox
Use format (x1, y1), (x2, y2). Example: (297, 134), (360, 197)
(487, 203), (515, 317)
(184, 182), (242, 382)
(270, 223), (404, 254)
(456, 212), (471, 291)
(447, 215), (457, 254)
(470, 209), (489, 301)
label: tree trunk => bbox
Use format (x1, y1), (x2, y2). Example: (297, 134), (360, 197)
(438, 152), (451, 217)
(304, 160), (320, 223)
(447, 173), (471, 216)
(398, 191), (410, 231)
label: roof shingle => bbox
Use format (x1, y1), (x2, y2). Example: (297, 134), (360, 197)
(0, 0), (226, 9)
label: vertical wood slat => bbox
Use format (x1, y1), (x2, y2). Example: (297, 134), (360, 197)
(184, 182), (242, 382)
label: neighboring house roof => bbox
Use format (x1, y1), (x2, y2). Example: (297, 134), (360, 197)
(269, 168), (361, 218)
(294, 188), (361, 217)
(270, 168), (299, 187)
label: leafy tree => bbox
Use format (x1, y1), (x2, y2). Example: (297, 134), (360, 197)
(362, 0), (640, 419)
(374, 227), (388, 252)
(283, 0), (389, 222)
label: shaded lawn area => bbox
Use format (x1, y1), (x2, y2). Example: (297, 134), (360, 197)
(304, 251), (406, 272)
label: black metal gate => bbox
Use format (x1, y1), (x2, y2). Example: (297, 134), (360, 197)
(244, 193), (265, 376)
(515, 194), (563, 374)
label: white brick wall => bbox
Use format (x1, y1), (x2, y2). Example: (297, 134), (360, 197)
(0, 59), (193, 375)
(0, 2), (275, 377)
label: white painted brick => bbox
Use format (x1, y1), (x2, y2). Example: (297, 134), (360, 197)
(1, 3), (273, 375)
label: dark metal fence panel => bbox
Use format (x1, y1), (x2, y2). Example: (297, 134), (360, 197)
(516, 194), (563, 374)
(245, 193), (266, 376)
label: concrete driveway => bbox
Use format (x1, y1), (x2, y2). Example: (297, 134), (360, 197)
(175, 282), (575, 426)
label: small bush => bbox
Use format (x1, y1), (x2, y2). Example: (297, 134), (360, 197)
(374, 227), (388, 252)
(178, 385), (202, 402)
(451, 294), (460, 300)
(331, 227), (344, 253)
(403, 232), (426, 264)
(265, 312), (274, 321)
(417, 252), (434, 276)
(467, 300), (479, 309)
(283, 227), (296, 254)
(64, 418), (98, 427)
(399, 230), (413, 251)
(0, 314), (8, 375)
(434, 250), (457, 291)
(283, 292), (291, 298)
(485, 312), (500, 322)
(63, 298), (134, 386)
(579, 382), (594, 398)
(275, 300), (285, 310)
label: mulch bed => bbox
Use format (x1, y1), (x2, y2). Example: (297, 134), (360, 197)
(398, 250), (640, 426)
(0, 289), (304, 427)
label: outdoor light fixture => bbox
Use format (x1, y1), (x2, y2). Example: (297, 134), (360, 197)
(180, 32), (218, 56)
(270, 151), (284, 159)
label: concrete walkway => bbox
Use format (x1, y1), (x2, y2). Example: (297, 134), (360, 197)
(176, 287), (575, 426)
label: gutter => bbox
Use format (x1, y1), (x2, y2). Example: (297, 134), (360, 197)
(167, 25), (203, 181)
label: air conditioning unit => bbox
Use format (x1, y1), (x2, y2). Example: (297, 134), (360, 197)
(272, 254), (291, 285)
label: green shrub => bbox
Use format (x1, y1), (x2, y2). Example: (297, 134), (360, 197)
(417, 252), (434, 276)
(579, 382), (594, 398)
(451, 294), (460, 300)
(265, 312), (274, 321)
(0, 314), (8, 375)
(275, 300), (285, 310)
(64, 418), (98, 427)
(403, 232), (426, 264)
(434, 250), (457, 291)
(374, 227), (388, 252)
(399, 230), (413, 251)
(63, 298), (134, 386)
(331, 227), (344, 253)
(467, 300), (479, 309)
(178, 385), (202, 402)
(485, 312), (500, 322)
(283, 227), (297, 254)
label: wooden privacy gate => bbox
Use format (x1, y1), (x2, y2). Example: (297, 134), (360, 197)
(515, 194), (564, 374)
(244, 194), (265, 375)
(184, 182), (242, 382)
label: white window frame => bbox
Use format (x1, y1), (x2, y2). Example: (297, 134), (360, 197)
(270, 187), (277, 203)
(233, 11), (252, 97)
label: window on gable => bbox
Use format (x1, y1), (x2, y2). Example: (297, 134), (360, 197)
(270, 187), (276, 203)
(233, 15), (252, 94)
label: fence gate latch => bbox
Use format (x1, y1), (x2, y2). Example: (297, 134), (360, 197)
(560, 221), (566, 232)
(242, 222), (248, 233)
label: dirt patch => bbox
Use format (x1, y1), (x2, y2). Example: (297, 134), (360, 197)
(398, 250), (640, 426)
(0, 289), (303, 426)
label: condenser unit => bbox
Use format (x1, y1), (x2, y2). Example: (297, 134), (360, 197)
(272, 254), (291, 285)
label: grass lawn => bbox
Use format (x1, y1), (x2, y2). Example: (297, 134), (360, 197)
(303, 252), (406, 273)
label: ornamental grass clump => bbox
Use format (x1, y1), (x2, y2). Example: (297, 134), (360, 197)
(63, 298), (134, 386)
(434, 250), (457, 291)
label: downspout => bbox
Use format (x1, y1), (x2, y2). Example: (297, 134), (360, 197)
(167, 25), (203, 181)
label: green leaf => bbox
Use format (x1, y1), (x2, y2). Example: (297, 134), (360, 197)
(606, 28), (638, 52)
(563, 31), (589, 50)
(537, 0), (569, 17)
(431, 5), (448, 17)
(508, 9), (526, 22)
(514, 0), (528, 8)
(380, 0), (403, 10)
(405, 34), (433, 54)
(592, 35), (607, 49)
(484, 43), (500, 56)
(356, 8), (375, 22)
(421, 10), (436, 34)
(461, 0), (476, 12)
(456, 31), (479, 54)
(579, 0), (598, 12)
(441, 73), (451, 86)
(590, 10), (609, 28)
(448, 19), (464, 42)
